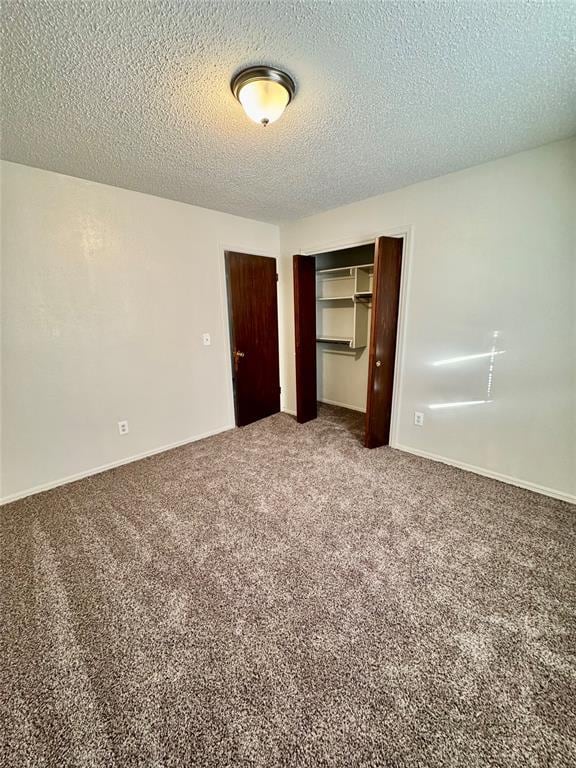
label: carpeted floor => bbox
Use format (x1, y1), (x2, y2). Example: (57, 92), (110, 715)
(1, 405), (575, 768)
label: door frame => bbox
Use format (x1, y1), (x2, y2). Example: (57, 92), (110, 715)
(217, 244), (280, 428)
(298, 224), (413, 448)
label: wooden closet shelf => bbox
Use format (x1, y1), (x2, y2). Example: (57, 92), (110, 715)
(316, 263), (374, 277)
(316, 292), (372, 303)
(316, 336), (353, 347)
(316, 295), (354, 302)
(315, 262), (373, 350)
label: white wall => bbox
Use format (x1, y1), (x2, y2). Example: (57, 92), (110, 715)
(279, 139), (576, 501)
(317, 343), (369, 412)
(3, 140), (574, 504)
(1, 162), (279, 501)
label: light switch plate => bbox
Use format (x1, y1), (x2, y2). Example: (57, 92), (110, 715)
(414, 411), (424, 427)
(202, 333), (211, 346)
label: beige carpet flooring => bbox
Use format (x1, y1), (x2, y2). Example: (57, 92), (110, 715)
(1, 405), (575, 767)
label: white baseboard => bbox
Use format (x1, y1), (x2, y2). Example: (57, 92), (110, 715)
(9, 422), (571, 508)
(393, 442), (576, 505)
(282, 408), (297, 416)
(0, 424), (235, 506)
(318, 398), (366, 413)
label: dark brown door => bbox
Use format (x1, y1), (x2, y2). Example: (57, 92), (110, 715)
(365, 237), (403, 448)
(225, 251), (280, 427)
(293, 254), (317, 423)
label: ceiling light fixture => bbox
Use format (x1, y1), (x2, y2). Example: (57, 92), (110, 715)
(231, 66), (295, 127)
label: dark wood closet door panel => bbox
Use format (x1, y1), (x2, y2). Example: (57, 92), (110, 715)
(365, 237), (403, 448)
(293, 254), (317, 423)
(225, 251), (280, 427)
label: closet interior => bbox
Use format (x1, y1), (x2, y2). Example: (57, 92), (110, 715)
(315, 244), (374, 413)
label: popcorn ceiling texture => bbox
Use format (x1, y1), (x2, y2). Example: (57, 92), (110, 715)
(1, 0), (575, 222)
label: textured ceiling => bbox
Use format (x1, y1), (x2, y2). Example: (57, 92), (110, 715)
(2, 1), (575, 223)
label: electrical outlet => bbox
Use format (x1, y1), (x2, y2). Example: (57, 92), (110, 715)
(414, 411), (424, 427)
(118, 420), (129, 435)
(202, 333), (211, 346)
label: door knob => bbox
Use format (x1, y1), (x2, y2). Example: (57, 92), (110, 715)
(375, 360), (382, 367)
(233, 350), (245, 372)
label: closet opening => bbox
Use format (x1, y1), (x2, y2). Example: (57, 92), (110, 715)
(316, 244), (374, 426)
(293, 237), (403, 448)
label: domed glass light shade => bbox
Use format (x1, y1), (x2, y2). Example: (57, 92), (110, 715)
(231, 67), (295, 127)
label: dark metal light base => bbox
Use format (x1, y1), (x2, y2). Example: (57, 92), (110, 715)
(231, 66), (296, 104)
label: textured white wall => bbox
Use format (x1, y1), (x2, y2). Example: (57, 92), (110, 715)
(1, 162), (279, 500)
(279, 139), (576, 501)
